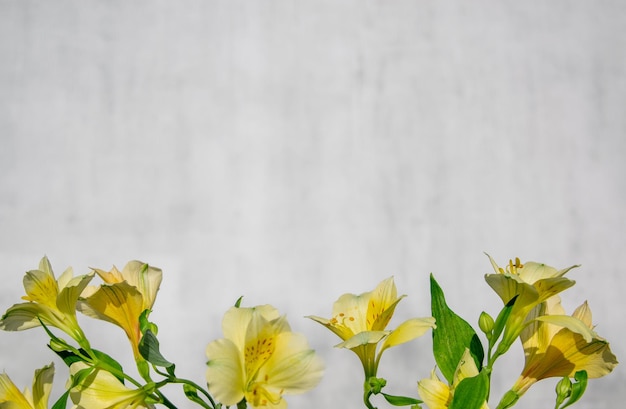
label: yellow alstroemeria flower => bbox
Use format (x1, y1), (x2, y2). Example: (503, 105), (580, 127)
(417, 349), (489, 409)
(308, 276), (435, 378)
(508, 297), (618, 396)
(77, 261), (162, 360)
(0, 363), (54, 409)
(69, 362), (155, 409)
(206, 305), (324, 408)
(484, 255), (578, 349)
(0, 257), (93, 345)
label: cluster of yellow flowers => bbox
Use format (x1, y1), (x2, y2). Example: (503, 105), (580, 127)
(0, 254), (618, 409)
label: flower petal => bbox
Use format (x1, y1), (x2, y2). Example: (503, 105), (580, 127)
(368, 277), (402, 331)
(306, 315), (354, 341)
(120, 261), (162, 311)
(56, 273), (94, 317)
(69, 362), (153, 409)
(417, 370), (450, 409)
(222, 305), (282, 351)
(521, 329), (618, 381)
(94, 261), (163, 312)
(77, 282), (144, 357)
(517, 262), (578, 284)
(331, 292), (370, 335)
(258, 332), (324, 394)
(206, 338), (246, 406)
(0, 303), (52, 331)
(571, 301), (593, 328)
(534, 315), (595, 343)
(335, 330), (388, 349)
(31, 363), (54, 409)
(379, 317), (436, 353)
(0, 373), (33, 408)
(452, 349), (480, 386)
(22, 269), (58, 308)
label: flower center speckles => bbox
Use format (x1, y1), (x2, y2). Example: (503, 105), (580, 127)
(244, 336), (275, 372)
(366, 300), (382, 328)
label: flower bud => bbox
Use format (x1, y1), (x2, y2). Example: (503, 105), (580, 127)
(49, 337), (71, 352)
(479, 311), (494, 335)
(497, 390), (520, 409)
(555, 376), (572, 407)
(366, 377), (387, 394)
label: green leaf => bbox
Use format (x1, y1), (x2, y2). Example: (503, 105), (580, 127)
(138, 329), (176, 375)
(234, 296), (244, 308)
(449, 371), (489, 409)
(49, 347), (86, 367)
(430, 274), (484, 383)
(51, 389), (70, 409)
(92, 348), (125, 384)
(381, 393), (423, 406)
(559, 371), (588, 409)
(491, 295), (517, 347)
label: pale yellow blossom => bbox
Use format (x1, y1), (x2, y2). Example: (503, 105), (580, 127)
(206, 305), (323, 408)
(308, 277), (435, 377)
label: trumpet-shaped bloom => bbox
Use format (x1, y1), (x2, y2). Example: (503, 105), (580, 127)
(417, 350), (489, 409)
(89, 261), (162, 311)
(484, 255), (578, 349)
(206, 305), (324, 408)
(78, 261), (162, 360)
(509, 297), (618, 396)
(69, 362), (155, 409)
(308, 277), (435, 378)
(0, 257), (93, 345)
(0, 363), (54, 409)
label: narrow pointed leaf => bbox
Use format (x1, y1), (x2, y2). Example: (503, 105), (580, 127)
(560, 371), (588, 409)
(138, 329), (176, 374)
(92, 349), (125, 383)
(430, 274), (484, 383)
(381, 392), (422, 406)
(50, 347), (86, 367)
(491, 295), (517, 346)
(234, 296), (244, 308)
(51, 389), (70, 409)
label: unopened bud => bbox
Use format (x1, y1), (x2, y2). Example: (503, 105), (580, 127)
(497, 390), (520, 409)
(366, 377), (387, 394)
(555, 376), (572, 407)
(48, 338), (70, 352)
(479, 311), (495, 335)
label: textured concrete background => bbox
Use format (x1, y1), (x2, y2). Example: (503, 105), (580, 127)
(0, 1), (624, 408)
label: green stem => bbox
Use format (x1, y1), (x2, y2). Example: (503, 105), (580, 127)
(363, 388), (376, 409)
(152, 370), (217, 409)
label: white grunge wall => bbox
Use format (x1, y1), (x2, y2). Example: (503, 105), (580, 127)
(1, 2), (624, 408)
